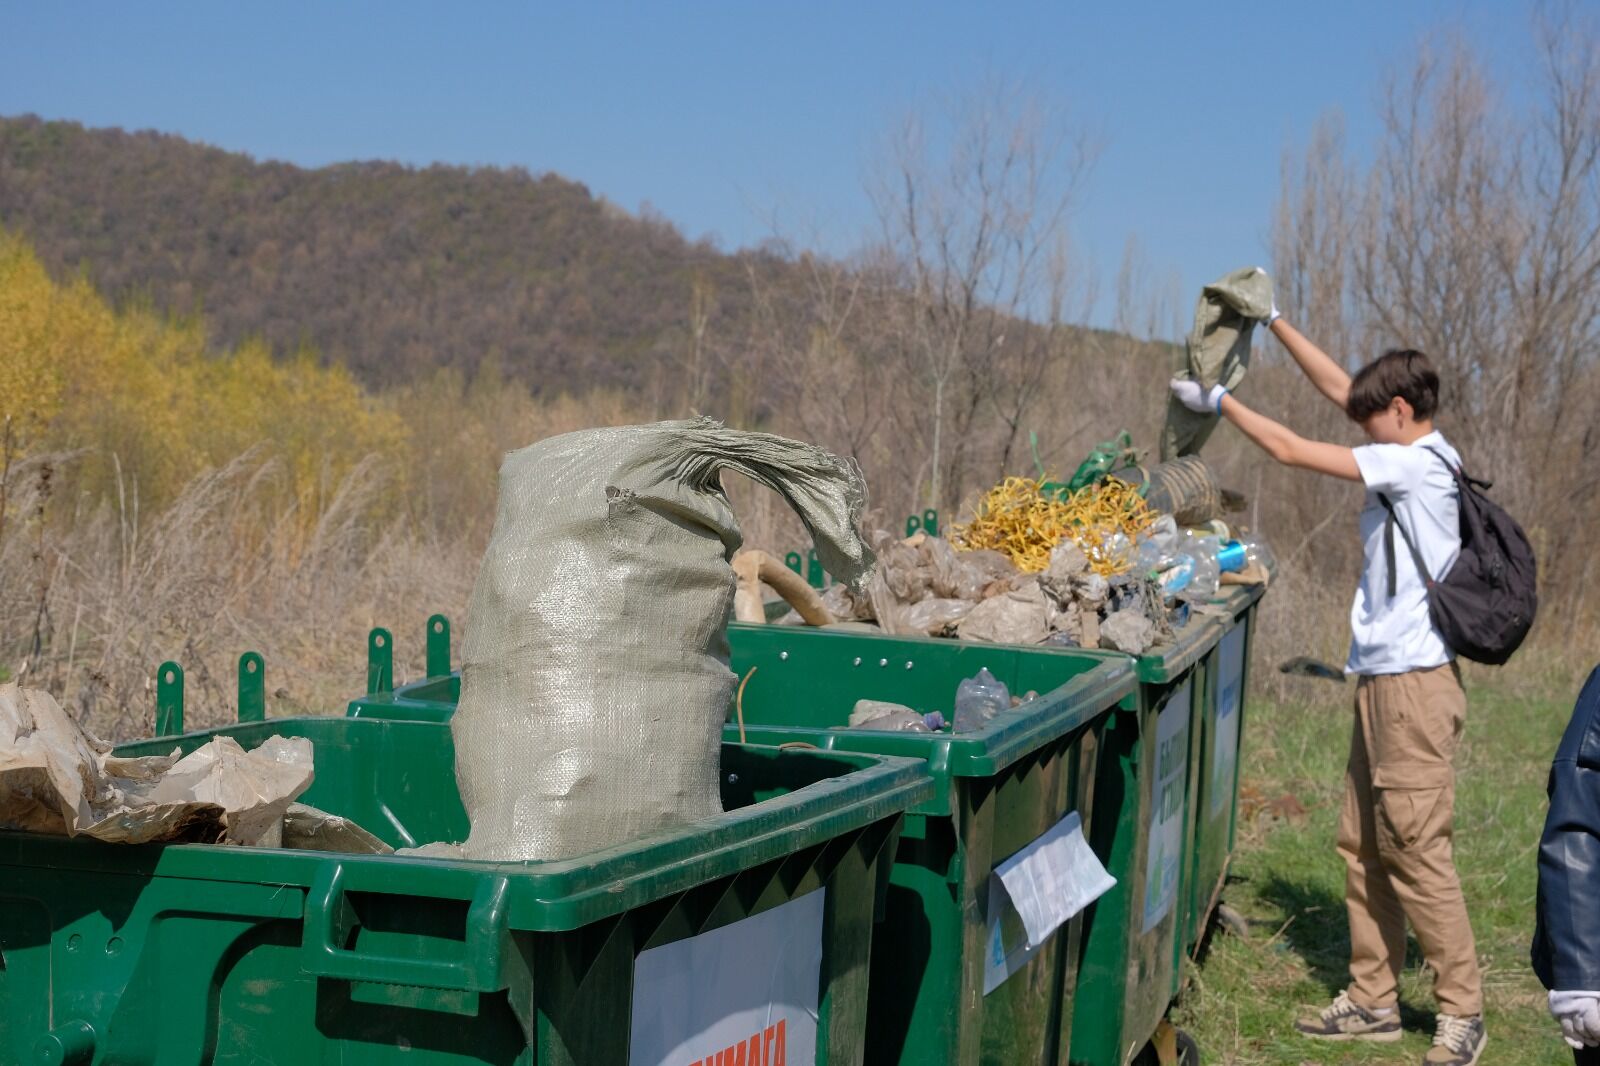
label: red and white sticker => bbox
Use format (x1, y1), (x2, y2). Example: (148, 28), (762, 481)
(629, 888), (825, 1065)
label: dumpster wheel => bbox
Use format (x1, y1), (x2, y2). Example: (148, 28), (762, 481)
(1135, 1021), (1201, 1066)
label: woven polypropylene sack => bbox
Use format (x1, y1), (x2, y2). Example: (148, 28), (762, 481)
(1162, 266), (1274, 460)
(452, 418), (873, 861)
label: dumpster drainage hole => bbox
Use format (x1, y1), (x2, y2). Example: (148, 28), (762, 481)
(105, 938), (123, 957)
(66, 934), (82, 952)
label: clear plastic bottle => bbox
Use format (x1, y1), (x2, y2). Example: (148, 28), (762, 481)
(1157, 553), (1197, 598)
(953, 667), (1012, 732)
(1179, 532), (1221, 602)
(1239, 536), (1276, 572)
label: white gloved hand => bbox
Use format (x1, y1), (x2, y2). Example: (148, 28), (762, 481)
(1169, 378), (1228, 414)
(1551, 990), (1600, 1048)
(1266, 300), (1282, 328)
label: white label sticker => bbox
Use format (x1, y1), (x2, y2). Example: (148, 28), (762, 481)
(983, 810), (1116, 994)
(1211, 625), (1246, 818)
(629, 889), (824, 1066)
(1142, 683), (1191, 933)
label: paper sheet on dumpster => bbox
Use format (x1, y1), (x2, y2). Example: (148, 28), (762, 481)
(0, 683), (313, 846)
(993, 810), (1116, 948)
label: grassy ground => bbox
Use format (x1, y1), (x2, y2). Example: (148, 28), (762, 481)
(1172, 677), (1576, 1065)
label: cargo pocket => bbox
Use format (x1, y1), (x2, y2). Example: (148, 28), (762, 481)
(1372, 761), (1453, 854)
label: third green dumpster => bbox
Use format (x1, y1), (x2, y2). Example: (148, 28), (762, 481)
(1183, 584), (1265, 960)
(1068, 611), (1225, 1066)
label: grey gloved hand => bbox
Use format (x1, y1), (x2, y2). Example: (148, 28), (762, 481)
(1551, 990), (1600, 1049)
(1169, 378), (1228, 414)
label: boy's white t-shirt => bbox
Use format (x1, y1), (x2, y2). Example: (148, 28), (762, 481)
(1346, 430), (1461, 676)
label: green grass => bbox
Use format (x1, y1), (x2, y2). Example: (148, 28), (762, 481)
(1172, 679), (1574, 1065)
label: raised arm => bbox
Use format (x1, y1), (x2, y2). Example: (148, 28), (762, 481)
(1265, 315), (1353, 410)
(1168, 379), (1361, 481)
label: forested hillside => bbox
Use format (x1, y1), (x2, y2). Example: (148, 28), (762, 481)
(0, 114), (772, 392)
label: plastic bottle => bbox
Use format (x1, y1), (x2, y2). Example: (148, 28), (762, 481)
(1239, 536), (1276, 572)
(953, 667), (1012, 732)
(1179, 532), (1221, 602)
(1156, 554), (1197, 598)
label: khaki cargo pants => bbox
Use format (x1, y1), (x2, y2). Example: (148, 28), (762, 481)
(1339, 663), (1483, 1017)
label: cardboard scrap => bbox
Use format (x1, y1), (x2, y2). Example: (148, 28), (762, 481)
(0, 682), (313, 846)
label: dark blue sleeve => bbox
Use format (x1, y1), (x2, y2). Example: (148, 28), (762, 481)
(1534, 665), (1600, 990)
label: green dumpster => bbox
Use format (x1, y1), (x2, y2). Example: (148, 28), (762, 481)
(0, 712), (932, 1065)
(724, 624), (1136, 1066)
(1182, 584), (1266, 961)
(1068, 611), (1222, 1066)
(350, 620), (1137, 1066)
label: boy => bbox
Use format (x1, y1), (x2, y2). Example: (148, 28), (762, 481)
(1170, 307), (1486, 1066)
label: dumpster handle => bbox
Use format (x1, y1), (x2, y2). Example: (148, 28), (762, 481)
(301, 863), (511, 992)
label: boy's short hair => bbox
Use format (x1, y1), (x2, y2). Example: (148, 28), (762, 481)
(1345, 348), (1440, 423)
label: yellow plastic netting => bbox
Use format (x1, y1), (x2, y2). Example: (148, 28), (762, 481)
(950, 475), (1155, 576)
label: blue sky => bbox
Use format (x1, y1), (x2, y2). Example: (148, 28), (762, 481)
(1, 2), (1532, 328)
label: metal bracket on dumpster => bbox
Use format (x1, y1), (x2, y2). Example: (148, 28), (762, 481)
(301, 862), (513, 993)
(905, 509), (939, 538)
(238, 652), (265, 723)
(155, 662), (184, 736)
(426, 614), (451, 678)
(783, 549), (828, 589)
(366, 628), (393, 695)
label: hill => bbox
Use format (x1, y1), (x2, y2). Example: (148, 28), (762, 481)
(0, 113), (773, 392)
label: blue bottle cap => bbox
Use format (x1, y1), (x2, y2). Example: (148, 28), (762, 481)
(1217, 541), (1248, 572)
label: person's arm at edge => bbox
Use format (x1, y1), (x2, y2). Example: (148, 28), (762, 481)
(1266, 317), (1353, 410)
(1218, 392), (1362, 481)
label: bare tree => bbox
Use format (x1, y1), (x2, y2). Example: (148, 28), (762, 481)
(867, 83), (1101, 513)
(1266, 10), (1600, 652)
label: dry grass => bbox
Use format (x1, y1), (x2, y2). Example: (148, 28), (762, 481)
(1173, 679), (1579, 1065)
(1, 449), (474, 740)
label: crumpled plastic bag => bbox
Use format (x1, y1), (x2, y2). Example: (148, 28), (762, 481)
(957, 578), (1051, 645)
(0, 682), (313, 846)
(897, 597), (977, 637)
(848, 700), (933, 732)
(283, 802), (393, 854)
(913, 535), (1016, 601)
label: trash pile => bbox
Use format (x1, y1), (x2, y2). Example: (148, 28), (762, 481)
(0, 682), (320, 847)
(765, 451), (1273, 662)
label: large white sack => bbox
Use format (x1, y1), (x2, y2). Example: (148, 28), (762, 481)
(453, 418), (872, 861)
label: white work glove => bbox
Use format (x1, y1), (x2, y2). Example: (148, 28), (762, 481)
(1169, 378), (1228, 414)
(1265, 300), (1282, 328)
(1551, 990), (1600, 1048)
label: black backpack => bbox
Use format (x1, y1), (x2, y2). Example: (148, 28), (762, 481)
(1379, 446), (1537, 665)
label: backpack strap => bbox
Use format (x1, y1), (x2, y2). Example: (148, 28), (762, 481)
(1379, 492), (1436, 599)
(1424, 445), (1491, 491)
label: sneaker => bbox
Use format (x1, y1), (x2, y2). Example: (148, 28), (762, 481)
(1424, 1014), (1486, 1065)
(1295, 990), (1403, 1042)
